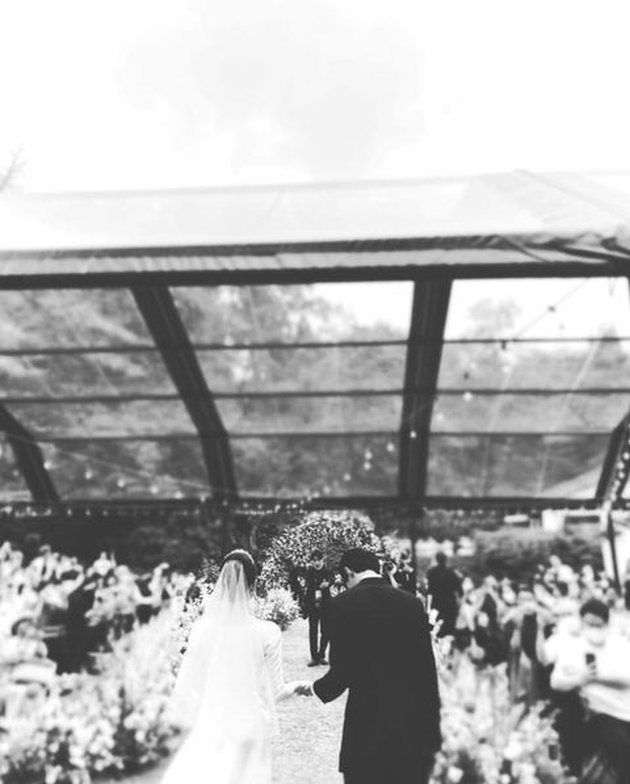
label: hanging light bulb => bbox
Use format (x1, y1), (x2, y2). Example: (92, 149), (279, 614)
(116, 477), (126, 489)
(43, 460), (52, 470)
(363, 461), (372, 472)
(343, 472), (351, 482)
(386, 442), (395, 453)
(463, 391), (474, 403)
(150, 483), (159, 495)
(84, 467), (94, 481)
(410, 430), (417, 439)
(174, 490), (184, 499)
(364, 449), (373, 461)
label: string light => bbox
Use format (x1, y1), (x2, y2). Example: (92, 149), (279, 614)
(409, 430), (417, 439)
(116, 477), (127, 489)
(463, 391), (474, 403)
(386, 442), (395, 453)
(343, 472), (351, 482)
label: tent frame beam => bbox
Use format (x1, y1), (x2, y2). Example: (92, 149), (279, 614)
(132, 284), (237, 502)
(0, 259), (627, 290)
(398, 278), (452, 500)
(0, 404), (59, 503)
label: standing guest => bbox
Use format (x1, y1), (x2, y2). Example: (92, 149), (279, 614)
(503, 584), (546, 708)
(551, 598), (630, 781)
(394, 551), (416, 595)
(65, 574), (99, 671)
(426, 551), (462, 637)
(135, 573), (157, 624)
(304, 550), (331, 667)
(305, 548), (441, 784)
(38, 577), (70, 672)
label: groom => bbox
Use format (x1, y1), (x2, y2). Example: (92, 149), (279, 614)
(303, 548), (441, 784)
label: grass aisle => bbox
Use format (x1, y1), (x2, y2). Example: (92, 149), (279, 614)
(103, 619), (345, 784)
(272, 619), (346, 784)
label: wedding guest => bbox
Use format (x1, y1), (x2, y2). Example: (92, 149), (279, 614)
(427, 552), (462, 637)
(550, 598), (630, 781)
(394, 551), (416, 594)
(0, 616), (55, 719)
(304, 550), (331, 666)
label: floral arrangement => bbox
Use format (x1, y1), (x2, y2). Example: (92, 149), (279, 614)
(253, 587), (300, 631)
(259, 509), (385, 587)
(1, 614), (179, 784)
(430, 658), (571, 784)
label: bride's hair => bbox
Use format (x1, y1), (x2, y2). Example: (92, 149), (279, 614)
(221, 549), (257, 588)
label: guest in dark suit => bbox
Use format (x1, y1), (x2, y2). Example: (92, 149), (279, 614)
(426, 551), (463, 637)
(304, 550), (332, 666)
(309, 548), (441, 784)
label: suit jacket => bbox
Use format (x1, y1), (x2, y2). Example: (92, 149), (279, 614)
(303, 567), (332, 614)
(313, 577), (441, 773)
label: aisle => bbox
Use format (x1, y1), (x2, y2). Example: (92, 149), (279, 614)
(102, 619), (345, 784)
(272, 619), (346, 783)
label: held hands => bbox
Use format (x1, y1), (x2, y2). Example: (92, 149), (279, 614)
(293, 681), (314, 697)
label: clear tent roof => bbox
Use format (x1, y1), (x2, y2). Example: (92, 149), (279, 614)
(0, 171), (629, 502)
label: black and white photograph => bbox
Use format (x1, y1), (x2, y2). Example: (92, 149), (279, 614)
(1, 1), (630, 782)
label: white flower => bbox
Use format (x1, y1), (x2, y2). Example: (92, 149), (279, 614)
(446, 765), (464, 782)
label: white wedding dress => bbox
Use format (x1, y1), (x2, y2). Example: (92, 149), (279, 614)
(161, 561), (295, 784)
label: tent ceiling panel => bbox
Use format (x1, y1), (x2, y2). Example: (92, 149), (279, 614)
(0, 289), (153, 346)
(439, 339), (630, 390)
(5, 400), (196, 439)
(215, 395), (402, 434)
(231, 434), (397, 498)
(432, 393), (630, 434)
(428, 433), (610, 498)
(40, 438), (210, 500)
(0, 351), (177, 398)
(193, 345), (407, 393)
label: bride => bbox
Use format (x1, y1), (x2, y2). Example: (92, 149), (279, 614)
(161, 549), (311, 784)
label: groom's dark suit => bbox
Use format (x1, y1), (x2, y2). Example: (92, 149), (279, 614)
(313, 577), (441, 784)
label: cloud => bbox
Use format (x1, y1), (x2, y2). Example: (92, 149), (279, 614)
(1, 0), (630, 191)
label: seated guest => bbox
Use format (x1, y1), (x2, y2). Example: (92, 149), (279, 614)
(0, 616), (55, 719)
(551, 598), (630, 781)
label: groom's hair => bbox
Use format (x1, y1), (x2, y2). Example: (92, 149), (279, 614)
(339, 548), (380, 575)
(222, 550), (258, 588)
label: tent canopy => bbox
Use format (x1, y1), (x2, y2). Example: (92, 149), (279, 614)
(0, 171), (629, 282)
(0, 170), (629, 504)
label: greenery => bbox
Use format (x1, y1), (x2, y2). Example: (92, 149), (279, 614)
(441, 526), (603, 583)
(260, 509), (384, 587)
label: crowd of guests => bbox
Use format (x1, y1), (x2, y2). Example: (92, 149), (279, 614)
(0, 540), (190, 720)
(425, 552), (630, 782)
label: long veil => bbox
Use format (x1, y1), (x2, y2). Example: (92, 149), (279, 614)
(169, 559), (274, 741)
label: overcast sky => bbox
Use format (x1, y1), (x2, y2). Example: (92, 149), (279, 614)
(2, 0), (630, 192)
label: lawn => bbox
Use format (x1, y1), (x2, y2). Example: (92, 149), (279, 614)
(103, 619), (346, 784)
